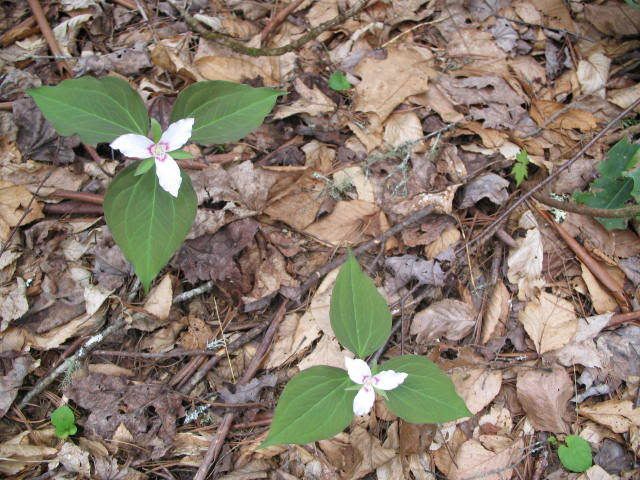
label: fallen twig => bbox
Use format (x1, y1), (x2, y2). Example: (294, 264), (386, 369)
(535, 206), (631, 312)
(27, 0), (72, 74)
(169, 0), (370, 57)
(532, 190), (640, 218)
(50, 190), (104, 205)
(91, 348), (221, 358)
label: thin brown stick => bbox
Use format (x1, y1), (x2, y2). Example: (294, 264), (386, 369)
(467, 97), (640, 250)
(170, 0), (370, 57)
(532, 190), (640, 218)
(0, 15), (38, 47)
(50, 190), (104, 205)
(27, 0), (72, 74)
(92, 348), (221, 358)
(606, 123), (640, 144)
(261, 0), (305, 41)
(113, 0), (137, 9)
(232, 417), (272, 430)
(43, 203), (104, 215)
(536, 207), (631, 312)
(0, 102), (12, 111)
(193, 299), (287, 480)
(607, 310), (640, 328)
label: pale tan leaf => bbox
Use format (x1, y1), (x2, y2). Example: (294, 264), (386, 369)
(577, 51), (610, 98)
(549, 313), (612, 368)
(580, 400), (640, 434)
(350, 426), (397, 479)
(264, 313), (321, 369)
(516, 366), (572, 433)
(481, 280), (510, 344)
(410, 299), (476, 344)
(0, 278), (28, 331)
(136, 274), (173, 330)
(519, 292), (577, 354)
(448, 438), (523, 480)
(580, 262), (618, 314)
(297, 335), (349, 370)
(383, 111), (424, 149)
(304, 200), (379, 246)
(507, 226), (544, 300)
(0, 180), (44, 241)
(424, 226), (460, 259)
(451, 368), (502, 415)
(609, 83), (640, 112)
(274, 78), (336, 119)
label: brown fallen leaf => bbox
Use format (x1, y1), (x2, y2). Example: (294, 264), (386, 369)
(349, 426), (397, 479)
(273, 77), (336, 119)
(459, 173), (510, 208)
(304, 200), (379, 246)
(548, 313), (612, 368)
(516, 366), (573, 433)
(242, 245), (298, 312)
(130, 274), (173, 331)
(178, 316), (214, 350)
(410, 299), (476, 344)
(0, 355), (35, 419)
(354, 44), (434, 121)
(481, 280), (510, 344)
(580, 263), (618, 314)
(518, 291), (578, 354)
(0, 179), (43, 241)
(577, 51), (610, 98)
(584, 2), (640, 36)
(0, 277), (28, 331)
(383, 111), (424, 149)
(531, 100), (598, 132)
(448, 438), (523, 480)
(451, 367), (502, 415)
(0, 430), (58, 476)
(580, 400), (640, 434)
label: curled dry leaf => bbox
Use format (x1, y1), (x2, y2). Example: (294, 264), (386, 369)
(0, 278), (28, 331)
(577, 51), (610, 98)
(410, 299), (476, 344)
(350, 426), (397, 480)
(507, 225), (544, 300)
(519, 291), (578, 354)
(304, 200), (379, 246)
(0, 355), (35, 419)
(459, 173), (510, 208)
(273, 78), (336, 119)
(516, 366), (573, 434)
(448, 438), (524, 480)
(0, 179), (44, 241)
(481, 280), (510, 344)
(549, 313), (612, 368)
(130, 274), (173, 331)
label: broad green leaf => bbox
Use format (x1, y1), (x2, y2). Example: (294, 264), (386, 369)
(28, 76), (149, 145)
(169, 149), (194, 159)
(134, 158), (154, 176)
(558, 435), (592, 473)
(150, 118), (162, 142)
(330, 253), (391, 358)
(261, 366), (356, 447)
(381, 355), (470, 424)
(170, 80), (282, 145)
(328, 71), (352, 91)
(103, 162), (197, 291)
(574, 139), (640, 230)
(51, 405), (77, 439)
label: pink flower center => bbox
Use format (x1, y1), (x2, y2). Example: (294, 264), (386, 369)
(150, 142), (168, 161)
(362, 375), (379, 387)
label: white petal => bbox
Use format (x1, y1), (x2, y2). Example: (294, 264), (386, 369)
(155, 154), (182, 197)
(110, 134), (154, 159)
(353, 386), (375, 416)
(159, 118), (194, 151)
(345, 357), (371, 385)
(372, 370), (408, 390)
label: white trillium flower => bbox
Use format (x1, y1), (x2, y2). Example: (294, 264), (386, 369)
(110, 118), (195, 197)
(345, 357), (408, 416)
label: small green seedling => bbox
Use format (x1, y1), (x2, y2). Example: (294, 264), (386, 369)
(511, 149), (530, 187)
(549, 435), (593, 473)
(261, 253), (470, 447)
(328, 71), (352, 91)
(51, 405), (77, 439)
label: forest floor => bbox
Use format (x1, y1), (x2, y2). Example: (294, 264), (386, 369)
(1, 0), (640, 479)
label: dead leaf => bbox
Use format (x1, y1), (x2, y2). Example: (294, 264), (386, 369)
(507, 225), (544, 300)
(481, 280), (510, 344)
(385, 254), (448, 290)
(350, 426), (397, 479)
(584, 2), (640, 36)
(549, 313), (612, 368)
(0, 277), (28, 331)
(58, 441), (91, 476)
(273, 78), (336, 119)
(305, 200), (379, 246)
(130, 274), (173, 331)
(0, 355), (35, 419)
(531, 100), (598, 131)
(448, 438), (523, 480)
(264, 313), (320, 369)
(580, 263), (617, 314)
(354, 44), (434, 121)
(596, 325), (640, 381)
(424, 225), (460, 259)
(609, 83), (640, 112)
(459, 173), (510, 208)
(139, 317), (189, 353)
(242, 245), (298, 312)
(517, 366), (573, 433)
(383, 111), (424, 149)
(0, 430), (57, 476)
(298, 334), (349, 370)
(410, 299), (476, 344)
(219, 374), (277, 403)
(451, 367), (502, 415)
(581, 400), (640, 434)
(519, 291), (577, 354)
(577, 51), (610, 98)
(0, 179), (44, 241)
(178, 316), (214, 350)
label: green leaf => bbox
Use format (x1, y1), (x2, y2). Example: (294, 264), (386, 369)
(381, 355), (470, 424)
(170, 80), (282, 145)
(511, 149), (530, 186)
(134, 158), (154, 176)
(150, 118), (162, 142)
(169, 149), (194, 159)
(51, 405), (77, 439)
(261, 366), (356, 447)
(28, 76), (149, 145)
(103, 162), (197, 291)
(328, 71), (352, 91)
(330, 253), (391, 358)
(574, 139), (640, 230)
(558, 435), (593, 473)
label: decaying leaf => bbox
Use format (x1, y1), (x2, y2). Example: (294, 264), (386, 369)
(448, 438), (523, 480)
(517, 366), (573, 433)
(451, 367), (502, 415)
(0, 355), (35, 419)
(0, 179), (44, 241)
(410, 299), (476, 344)
(581, 400), (640, 434)
(518, 292), (578, 354)
(507, 224), (544, 300)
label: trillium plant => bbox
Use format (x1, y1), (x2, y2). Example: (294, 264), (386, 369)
(28, 76), (281, 290)
(261, 254), (470, 447)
